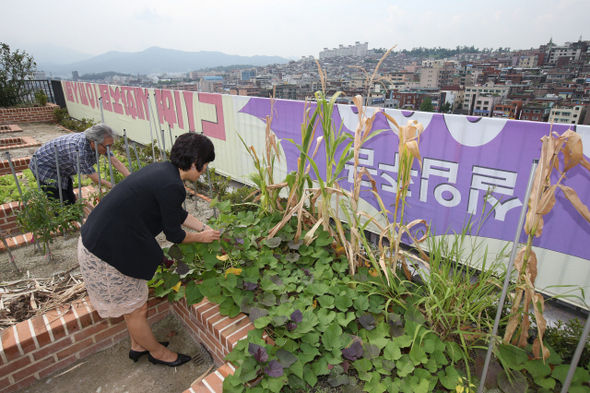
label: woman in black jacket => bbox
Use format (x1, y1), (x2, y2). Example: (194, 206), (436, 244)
(78, 132), (220, 367)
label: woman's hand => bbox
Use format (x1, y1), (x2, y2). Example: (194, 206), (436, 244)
(199, 228), (220, 243)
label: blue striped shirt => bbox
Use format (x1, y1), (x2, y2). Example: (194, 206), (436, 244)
(29, 133), (112, 189)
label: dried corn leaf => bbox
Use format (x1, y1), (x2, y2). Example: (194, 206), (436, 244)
(537, 186), (557, 216)
(558, 184), (590, 222)
(561, 130), (583, 171)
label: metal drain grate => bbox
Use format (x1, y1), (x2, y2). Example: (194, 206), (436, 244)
(190, 343), (215, 386)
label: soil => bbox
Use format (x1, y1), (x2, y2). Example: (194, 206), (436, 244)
(0, 122), (219, 393)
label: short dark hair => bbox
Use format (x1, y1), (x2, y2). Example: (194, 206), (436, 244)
(170, 133), (215, 171)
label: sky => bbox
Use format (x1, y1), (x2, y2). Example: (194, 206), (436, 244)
(2, 0), (590, 61)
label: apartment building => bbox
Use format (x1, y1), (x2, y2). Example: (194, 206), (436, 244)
(419, 62), (456, 88)
(461, 83), (510, 114)
(520, 104), (551, 122)
(549, 105), (586, 124)
(493, 100), (523, 118)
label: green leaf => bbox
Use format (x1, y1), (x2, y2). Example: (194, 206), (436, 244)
(317, 295), (335, 308)
(498, 344), (529, 370)
(321, 323), (343, 351)
(396, 355), (415, 377)
(307, 283), (329, 296)
(353, 357), (372, 374)
(276, 349), (298, 368)
(409, 344), (428, 365)
(312, 357), (329, 376)
(362, 343), (380, 360)
(353, 296), (370, 311)
(445, 341), (464, 363)
(219, 297), (237, 316)
(533, 376), (556, 390)
(438, 365), (460, 390)
(498, 370), (528, 393)
(301, 332), (321, 344)
(184, 281), (203, 305)
(299, 343), (320, 363)
(336, 311), (356, 327)
(262, 376), (287, 393)
(253, 316), (271, 329)
(392, 334), (413, 349)
(260, 277), (280, 292)
(289, 360), (304, 380)
(302, 363), (318, 387)
(383, 341), (402, 361)
(524, 359), (552, 378)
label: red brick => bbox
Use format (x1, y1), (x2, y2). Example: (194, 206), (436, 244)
(36, 354), (78, 380)
(71, 319), (109, 343)
(12, 356), (54, 382)
(219, 317), (252, 350)
(212, 314), (247, 342)
(71, 305), (94, 330)
(0, 376), (10, 390)
(203, 371), (224, 392)
(200, 307), (220, 327)
(216, 364), (234, 378)
(0, 327), (21, 362)
(31, 337), (73, 361)
(147, 310), (169, 326)
(78, 337), (113, 359)
(0, 356), (31, 377)
(3, 375), (37, 393)
(109, 316), (125, 326)
(156, 301), (170, 314)
(56, 337), (92, 360)
(94, 322), (127, 343)
(226, 324), (255, 351)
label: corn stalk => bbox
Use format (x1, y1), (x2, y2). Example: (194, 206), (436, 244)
(504, 128), (590, 360)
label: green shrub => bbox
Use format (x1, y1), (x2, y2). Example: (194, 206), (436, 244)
(53, 107), (97, 132)
(545, 318), (590, 369)
(34, 89), (47, 106)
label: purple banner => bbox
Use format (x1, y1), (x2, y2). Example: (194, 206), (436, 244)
(241, 97), (590, 261)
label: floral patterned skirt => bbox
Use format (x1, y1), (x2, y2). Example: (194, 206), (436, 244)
(77, 236), (148, 318)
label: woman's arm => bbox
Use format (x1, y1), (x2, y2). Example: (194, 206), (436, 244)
(181, 213), (220, 244)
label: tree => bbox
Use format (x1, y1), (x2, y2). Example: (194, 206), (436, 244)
(440, 102), (452, 113)
(420, 97), (434, 112)
(0, 43), (36, 107)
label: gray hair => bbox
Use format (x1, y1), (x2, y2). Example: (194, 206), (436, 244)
(84, 123), (117, 144)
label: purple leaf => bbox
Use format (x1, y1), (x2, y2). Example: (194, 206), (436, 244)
(175, 261), (190, 275)
(358, 314), (376, 330)
(264, 360), (284, 377)
(342, 360), (350, 374)
(342, 340), (364, 361)
(235, 237), (244, 245)
(290, 310), (303, 323)
(286, 322), (297, 332)
(243, 281), (258, 291)
(302, 268), (311, 276)
(248, 343), (268, 363)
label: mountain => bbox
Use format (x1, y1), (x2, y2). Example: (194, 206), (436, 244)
(16, 42), (93, 65)
(38, 47), (290, 77)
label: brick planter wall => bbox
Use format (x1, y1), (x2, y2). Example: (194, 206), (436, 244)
(0, 156), (31, 177)
(0, 296), (170, 393)
(0, 295), (259, 393)
(0, 104), (58, 125)
(0, 126), (22, 134)
(0, 137), (41, 152)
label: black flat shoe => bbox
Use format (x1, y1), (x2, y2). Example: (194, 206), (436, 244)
(128, 341), (170, 362)
(148, 353), (191, 367)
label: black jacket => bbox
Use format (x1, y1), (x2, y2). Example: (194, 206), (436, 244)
(81, 161), (189, 280)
